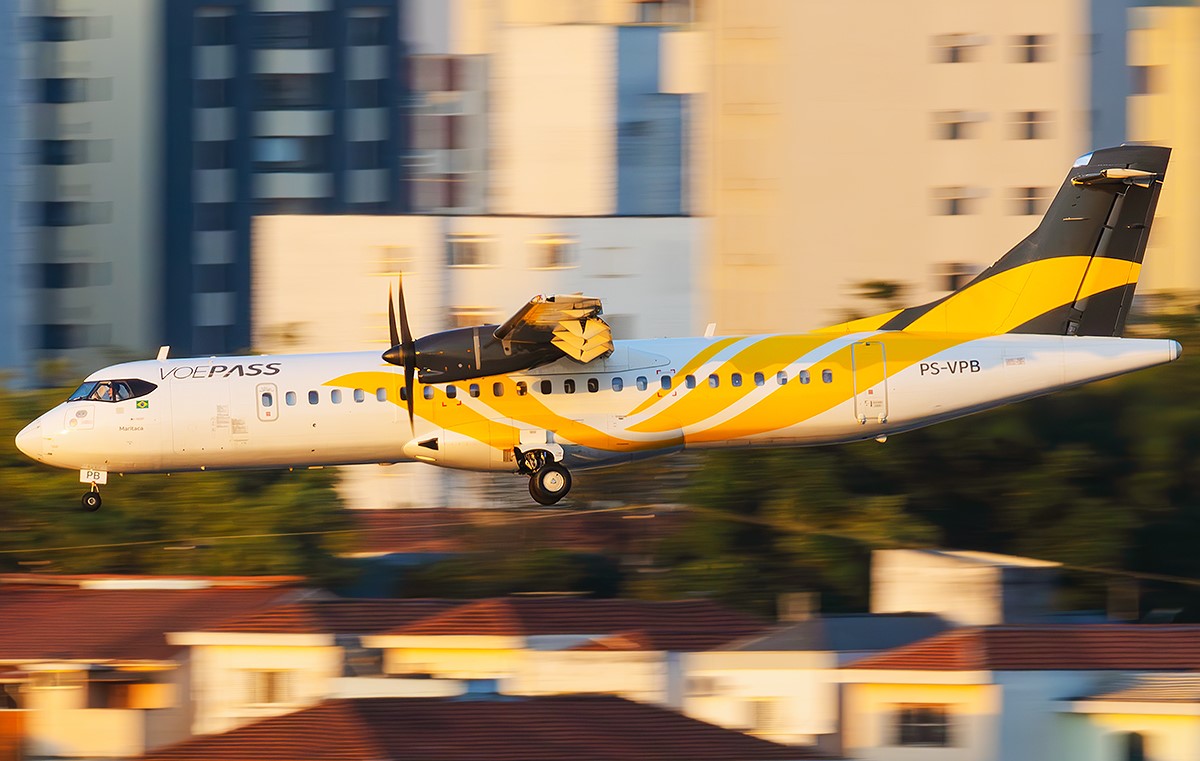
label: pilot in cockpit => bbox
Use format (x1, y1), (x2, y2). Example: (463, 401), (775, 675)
(92, 382), (113, 402)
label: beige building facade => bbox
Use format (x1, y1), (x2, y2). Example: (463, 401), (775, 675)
(673, 0), (1092, 333)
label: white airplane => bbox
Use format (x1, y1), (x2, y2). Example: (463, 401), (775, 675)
(16, 145), (1181, 511)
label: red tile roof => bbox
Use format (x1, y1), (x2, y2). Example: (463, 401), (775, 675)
(387, 597), (766, 650)
(209, 599), (464, 635)
(0, 574), (302, 589)
(140, 696), (825, 761)
(0, 588), (298, 661)
(845, 625), (1200, 671)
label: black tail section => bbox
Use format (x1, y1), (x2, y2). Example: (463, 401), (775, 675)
(853, 145), (1171, 337)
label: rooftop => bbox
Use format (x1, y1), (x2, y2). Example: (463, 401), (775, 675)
(387, 597), (766, 650)
(846, 625), (1200, 671)
(209, 599), (465, 635)
(723, 613), (949, 653)
(0, 586), (300, 661)
(140, 695), (825, 761)
(1077, 674), (1200, 703)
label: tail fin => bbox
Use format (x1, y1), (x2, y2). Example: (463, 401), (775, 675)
(831, 145), (1170, 337)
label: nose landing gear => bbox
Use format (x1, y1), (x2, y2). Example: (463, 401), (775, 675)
(81, 484), (102, 512)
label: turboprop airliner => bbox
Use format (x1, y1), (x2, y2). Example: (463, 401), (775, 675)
(15, 145), (1182, 510)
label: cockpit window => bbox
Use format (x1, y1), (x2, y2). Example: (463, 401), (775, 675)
(67, 378), (157, 403)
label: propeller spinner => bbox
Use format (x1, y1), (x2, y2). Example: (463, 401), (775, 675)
(383, 274), (417, 431)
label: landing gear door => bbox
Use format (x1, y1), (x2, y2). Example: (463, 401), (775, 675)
(852, 340), (888, 424)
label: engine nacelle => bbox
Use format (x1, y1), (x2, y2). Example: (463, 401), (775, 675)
(402, 422), (519, 472)
(411, 325), (561, 383)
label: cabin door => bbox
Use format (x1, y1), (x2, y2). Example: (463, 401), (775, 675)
(851, 340), (889, 424)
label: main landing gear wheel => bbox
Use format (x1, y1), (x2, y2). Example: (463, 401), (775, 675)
(529, 462), (572, 506)
(81, 489), (102, 512)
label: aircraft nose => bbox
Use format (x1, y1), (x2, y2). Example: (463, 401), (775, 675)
(15, 421), (42, 460)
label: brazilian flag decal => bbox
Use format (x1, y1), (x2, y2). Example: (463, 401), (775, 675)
(136, 400), (149, 409)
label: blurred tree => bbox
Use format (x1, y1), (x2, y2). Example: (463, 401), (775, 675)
(400, 549), (622, 598)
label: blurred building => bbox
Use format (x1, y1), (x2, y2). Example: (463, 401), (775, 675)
(673, 0), (1094, 333)
(20, 1), (164, 375)
(252, 213), (705, 507)
(0, 6), (27, 381)
(162, 0), (407, 356)
(1126, 4), (1200, 296)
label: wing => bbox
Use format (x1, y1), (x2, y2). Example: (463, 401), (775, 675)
(493, 294), (615, 363)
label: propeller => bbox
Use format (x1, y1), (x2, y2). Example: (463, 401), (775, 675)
(383, 273), (417, 432)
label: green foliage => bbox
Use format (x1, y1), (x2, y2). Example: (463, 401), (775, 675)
(0, 385), (354, 585)
(400, 549), (622, 598)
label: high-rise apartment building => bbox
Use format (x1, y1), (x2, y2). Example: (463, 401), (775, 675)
(669, 0), (1093, 333)
(163, 0), (407, 356)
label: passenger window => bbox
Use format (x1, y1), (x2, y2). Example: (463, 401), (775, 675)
(516, 381), (528, 396)
(587, 378), (599, 393)
(446, 385), (458, 399)
(540, 379), (552, 395)
(612, 377), (624, 392)
(400, 387), (409, 401)
(492, 382), (504, 397)
(469, 383), (480, 398)
(685, 375), (696, 389)
(799, 370), (810, 385)
(636, 376), (648, 391)
(564, 379), (576, 394)
(423, 386), (434, 400)
(708, 374), (719, 388)
(661, 376), (672, 390)
(376, 387), (387, 402)
(777, 371), (788, 385)
(286, 391), (297, 406)
(308, 390), (319, 405)
(261, 392), (273, 408)
(331, 389), (342, 404)
(731, 373), (743, 388)
(354, 388), (365, 403)
(822, 369), (833, 383)
(754, 372), (765, 387)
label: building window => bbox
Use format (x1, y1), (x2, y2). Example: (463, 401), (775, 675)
(636, 0), (695, 23)
(932, 186), (980, 216)
(1130, 65), (1160, 96)
(529, 234), (577, 269)
(35, 16), (89, 42)
(348, 79), (387, 109)
(195, 203), (234, 231)
(195, 141), (233, 170)
(257, 74), (327, 108)
(38, 139), (111, 165)
(932, 33), (980, 63)
(348, 141), (386, 170)
(894, 704), (951, 747)
(936, 262), (979, 291)
(1011, 110), (1051, 140)
(1012, 34), (1051, 63)
(195, 79), (232, 109)
(1010, 186), (1051, 216)
(347, 8), (388, 45)
(750, 699), (783, 734)
(247, 671), (293, 706)
(447, 234), (491, 267)
(254, 12), (326, 49)
(195, 8), (234, 46)
(39, 201), (111, 227)
(254, 137), (326, 170)
(40, 78), (88, 104)
(932, 110), (981, 140)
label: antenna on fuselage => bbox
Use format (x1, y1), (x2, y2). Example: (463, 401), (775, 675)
(156, 346), (170, 361)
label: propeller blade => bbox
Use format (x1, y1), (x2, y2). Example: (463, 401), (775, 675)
(381, 273), (418, 432)
(388, 283), (400, 349)
(396, 274), (416, 432)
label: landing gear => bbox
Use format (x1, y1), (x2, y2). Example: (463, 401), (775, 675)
(81, 485), (102, 512)
(528, 462), (572, 506)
